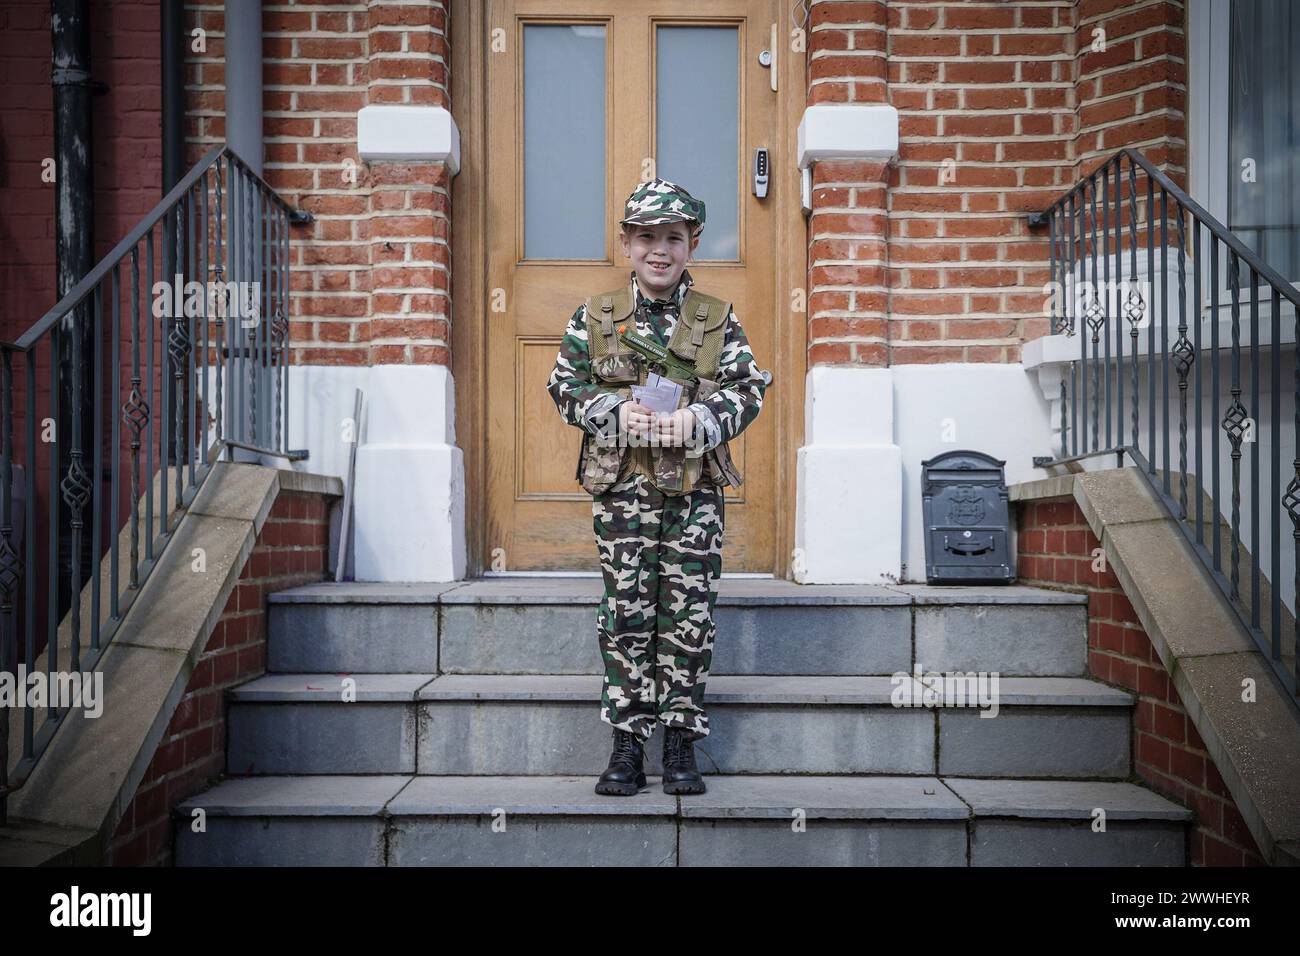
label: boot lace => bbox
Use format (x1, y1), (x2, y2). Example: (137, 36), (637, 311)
(664, 728), (695, 767)
(612, 728), (642, 767)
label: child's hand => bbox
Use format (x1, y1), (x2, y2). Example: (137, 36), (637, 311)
(654, 408), (698, 447)
(620, 401), (655, 439)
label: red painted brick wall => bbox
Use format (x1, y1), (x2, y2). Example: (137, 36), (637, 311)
(185, 1), (452, 368)
(1016, 496), (1265, 867)
(0, 0), (164, 343)
(0, 1), (57, 345)
(0, 0), (166, 663)
(103, 488), (331, 867)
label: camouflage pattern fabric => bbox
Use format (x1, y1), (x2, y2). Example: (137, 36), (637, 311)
(619, 178), (706, 236)
(546, 266), (768, 743)
(545, 268), (768, 451)
(593, 478), (723, 741)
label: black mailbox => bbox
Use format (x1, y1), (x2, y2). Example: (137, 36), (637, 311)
(921, 449), (1014, 584)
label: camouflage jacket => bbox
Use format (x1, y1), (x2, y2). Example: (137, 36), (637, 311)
(546, 268), (768, 453)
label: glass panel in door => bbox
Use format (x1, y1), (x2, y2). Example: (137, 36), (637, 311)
(655, 25), (739, 261)
(523, 24), (607, 260)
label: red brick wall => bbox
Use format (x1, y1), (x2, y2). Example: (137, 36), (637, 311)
(185, 1), (452, 368)
(1016, 496), (1265, 867)
(804, 0), (1189, 369)
(885, 0), (1071, 365)
(809, 0), (888, 104)
(7, 2), (1189, 374)
(103, 488), (331, 867)
(1074, 0), (1186, 183)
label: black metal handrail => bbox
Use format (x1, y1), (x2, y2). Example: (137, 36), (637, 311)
(1034, 147), (1299, 707)
(0, 145), (309, 824)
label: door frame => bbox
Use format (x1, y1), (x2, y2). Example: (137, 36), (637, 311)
(451, 0), (805, 577)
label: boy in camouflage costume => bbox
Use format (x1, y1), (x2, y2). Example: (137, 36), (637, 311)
(546, 179), (768, 795)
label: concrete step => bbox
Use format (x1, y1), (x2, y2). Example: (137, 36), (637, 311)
(226, 673), (1134, 778)
(266, 579), (1089, 677)
(172, 773), (1189, 866)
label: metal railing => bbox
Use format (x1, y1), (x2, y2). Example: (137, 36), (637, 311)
(0, 145), (309, 823)
(1033, 147), (1300, 706)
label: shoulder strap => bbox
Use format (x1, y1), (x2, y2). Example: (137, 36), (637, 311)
(669, 288), (730, 380)
(584, 286), (634, 361)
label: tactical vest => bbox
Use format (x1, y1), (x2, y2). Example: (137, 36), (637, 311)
(576, 283), (744, 497)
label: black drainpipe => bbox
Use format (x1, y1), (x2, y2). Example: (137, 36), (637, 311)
(50, 0), (97, 620)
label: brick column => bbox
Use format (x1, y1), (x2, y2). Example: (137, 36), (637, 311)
(795, 1), (902, 583)
(808, 158), (890, 366)
(347, 0), (464, 581)
(365, 0), (452, 367)
(806, 0), (892, 368)
(809, 0), (888, 104)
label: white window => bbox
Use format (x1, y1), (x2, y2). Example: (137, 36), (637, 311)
(1190, 0), (1300, 281)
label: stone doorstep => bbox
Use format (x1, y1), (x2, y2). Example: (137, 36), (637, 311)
(226, 673), (1135, 708)
(174, 773), (1191, 824)
(268, 578), (1090, 607)
(1010, 466), (1300, 866)
(269, 587), (1092, 682)
(267, 582), (461, 605)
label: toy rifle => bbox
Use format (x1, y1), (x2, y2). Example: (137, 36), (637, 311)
(614, 326), (742, 487)
(616, 325), (693, 484)
(617, 325), (708, 392)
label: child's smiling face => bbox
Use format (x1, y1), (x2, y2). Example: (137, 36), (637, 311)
(620, 220), (698, 299)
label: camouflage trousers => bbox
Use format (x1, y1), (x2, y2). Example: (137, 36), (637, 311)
(592, 473), (724, 743)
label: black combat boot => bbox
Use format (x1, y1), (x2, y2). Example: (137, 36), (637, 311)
(662, 726), (706, 794)
(594, 726), (647, 796)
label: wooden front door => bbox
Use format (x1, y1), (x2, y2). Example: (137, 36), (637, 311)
(483, 0), (780, 572)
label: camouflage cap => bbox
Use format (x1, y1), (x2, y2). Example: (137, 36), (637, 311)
(619, 178), (706, 235)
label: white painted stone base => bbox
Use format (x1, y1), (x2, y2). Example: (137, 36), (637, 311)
(893, 363), (1054, 583)
(282, 363), (466, 582)
(353, 441), (465, 583)
(219, 358), (1051, 585)
(795, 367), (902, 583)
(795, 364), (1055, 584)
